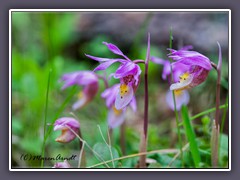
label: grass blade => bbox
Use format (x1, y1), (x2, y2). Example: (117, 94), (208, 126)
(168, 28), (184, 167)
(41, 69), (52, 167)
(181, 105), (201, 168)
(178, 104), (228, 127)
(40, 85), (78, 167)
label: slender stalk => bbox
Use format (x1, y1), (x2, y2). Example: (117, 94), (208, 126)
(41, 69), (52, 167)
(97, 74), (109, 89)
(69, 112), (86, 168)
(215, 42), (222, 129)
(44, 86), (78, 141)
(78, 129), (86, 168)
(167, 143), (190, 167)
(120, 122), (126, 155)
(139, 33), (150, 168)
(133, 60), (145, 64)
(78, 141), (85, 168)
(88, 148), (180, 168)
(66, 125), (110, 168)
(211, 42), (222, 167)
(168, 28), (184, 167)
(97, 125), (115, 168)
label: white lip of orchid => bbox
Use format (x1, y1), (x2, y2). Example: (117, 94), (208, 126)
(170, 73), (193, 91)
(115, 84), (134, 110)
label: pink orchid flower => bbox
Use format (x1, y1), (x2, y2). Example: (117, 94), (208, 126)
(60, 71), (99, 110)
(86, 42), (142, 110)
(101, 84), (137, 128)
(52, 160), (71, 168)
(167, 48), (212, 91)
(151, 45), (193, 111)
(54, 117), (80, 143)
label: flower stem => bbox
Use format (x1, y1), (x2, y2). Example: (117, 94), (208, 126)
(41, 69), (52, 167)
(120, 122), (126, 155)
(211, 42), (222, 167)
(168, 28), (184, 167)
(133, 60), (145, 64)
(78, 129), (86, 168)
(139, 33), (150, 168)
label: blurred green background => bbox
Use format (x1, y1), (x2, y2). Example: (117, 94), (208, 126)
(11, 11), (229, 168)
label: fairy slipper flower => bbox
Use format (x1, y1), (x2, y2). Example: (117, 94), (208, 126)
(60, 71), (99, 110)
(151, 46), (192, 111)
(168, 48), (212, 91)
(53, 160), (71, 168)
(151, 57), (190, 111)
(101, 84), (137, 128)
(86, 42), (142, 110)
(54, 117), (80, 143)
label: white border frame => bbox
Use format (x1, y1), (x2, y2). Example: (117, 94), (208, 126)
(9, 9), (231, 171)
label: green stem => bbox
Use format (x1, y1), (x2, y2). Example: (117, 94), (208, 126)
(177, 104), (228, 127)
(220, 95), (228, 134)
(41, 69), (52, 167)
(168, 28), (184, 167)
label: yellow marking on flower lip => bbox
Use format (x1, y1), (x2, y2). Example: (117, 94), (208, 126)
(77, 91), (84, 99)
(113, 106), (123, 116)
(179, 72), (190, 82)
(174, 90), (183, 97)
(120, 84), (130, 99)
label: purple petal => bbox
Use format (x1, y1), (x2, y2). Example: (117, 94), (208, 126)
(166, 90), (190, 111)
(162, 61), (171, 80)
(172, 63), (190, 82)
(53, 160), (71, 168)
(133, 65), (142, 86)
(115, 85), (134, 110)
(114, 62), (139, 79)
(169, 49), (212, 70)
(101, 84), (119, 108)
(151, 56), (166, 65)
(93, 59), (121, 71)
(85, 54), (113, 62)
(103, 42), (130, 61)
(54, 117), (80, 131)
(129, 95), (137, 112)
(60, 71), (98, 90)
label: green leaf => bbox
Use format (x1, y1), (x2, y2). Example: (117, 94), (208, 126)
(219, 133), (228, 167)
(148, 163), (162, 168)
(93, 142), (119, 168)
(181, 105), (201, 168)
(152, 154), (182, 168)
